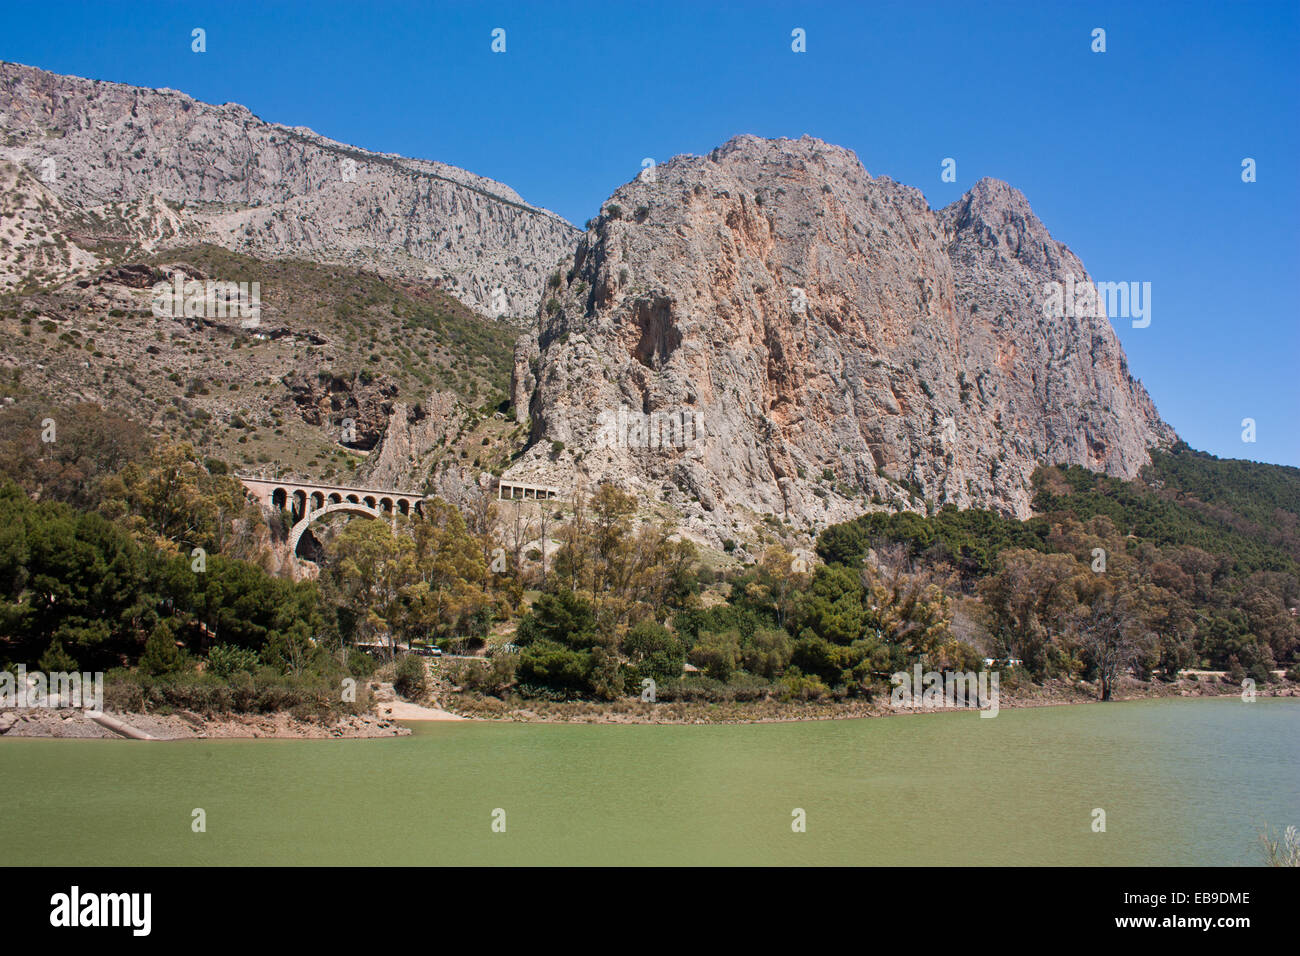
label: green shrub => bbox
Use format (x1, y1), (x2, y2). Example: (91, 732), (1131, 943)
(38, 639), (79, 672)
(622, 619), (686, 685)
(515, 590), (597, 649)
(1248, 661), (1274, 686)
(139, 623), (189, 676)
(776, 671), (830, 701)
(688, 630), (742, 682)
(453, 654), (517, 695)
(517, 639), (591, 696)
(393, 655), (427, 700)
(206, 644), (259, 678)
(347, 650), (377, 678)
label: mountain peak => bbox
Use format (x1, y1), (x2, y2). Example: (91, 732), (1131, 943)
(508, 135), (1172, 546)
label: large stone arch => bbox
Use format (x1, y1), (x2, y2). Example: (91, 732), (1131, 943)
(234, 475), (426, 557)
(288, 500), (384, 554)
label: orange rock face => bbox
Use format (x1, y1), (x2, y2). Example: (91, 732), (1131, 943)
(509, 135), (1173, 546)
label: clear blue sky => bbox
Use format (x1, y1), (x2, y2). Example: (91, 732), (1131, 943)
(3, 0), (1296, 467)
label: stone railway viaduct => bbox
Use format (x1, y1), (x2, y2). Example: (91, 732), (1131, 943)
(238, 475), (566, 556)
(237, 476), (426, 554)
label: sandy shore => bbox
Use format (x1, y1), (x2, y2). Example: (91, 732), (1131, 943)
(373, 699), (467, 721)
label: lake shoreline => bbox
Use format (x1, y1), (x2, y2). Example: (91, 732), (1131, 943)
(0, 707), (411, 740)
(2, 675), (1294, 739)
(437, 675), (1299, 724)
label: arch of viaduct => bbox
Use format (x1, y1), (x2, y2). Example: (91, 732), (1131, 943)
(237, 476), (426, 554)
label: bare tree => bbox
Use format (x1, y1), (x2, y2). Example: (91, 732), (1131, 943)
(538, 502), (552, 587)
(556, 486), (589, 594)
(505, 498), (535, 584)
(463, 482), (499, 568)
(1074, 586), (1150, 701)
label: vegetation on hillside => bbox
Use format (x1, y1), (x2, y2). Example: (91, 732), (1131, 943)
(2, 397), (1295, 715)
(0, 245), (520, 483)
(816, 450), (1300, 693)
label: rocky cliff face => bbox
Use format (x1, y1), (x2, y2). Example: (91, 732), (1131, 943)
(359, 390), (493, 505)
(0, 61), (579, 316)
(508, 135), (1174, 542)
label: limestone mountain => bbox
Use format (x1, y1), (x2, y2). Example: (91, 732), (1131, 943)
(1, 63), (1177, 550)
(507, 134), (1175, 544)
(0, 60), (579, 317)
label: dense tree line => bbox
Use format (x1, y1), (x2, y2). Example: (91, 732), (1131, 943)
(0, 474), (326, 657)
(509, 485), (700, 699)
(502, 490), (976, 702)
(0, 405), (360, 713)
(814, 459), (1300, 692)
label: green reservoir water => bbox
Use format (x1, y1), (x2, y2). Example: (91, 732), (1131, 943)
(2, 697), (1296, 866)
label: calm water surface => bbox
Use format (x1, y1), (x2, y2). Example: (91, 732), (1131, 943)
(1, 697), (1295, 865)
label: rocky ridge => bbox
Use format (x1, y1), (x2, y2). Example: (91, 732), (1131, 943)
(0, 60), (579, 316)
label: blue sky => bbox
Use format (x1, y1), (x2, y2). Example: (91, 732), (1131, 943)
(2, 0), (1296, 466)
